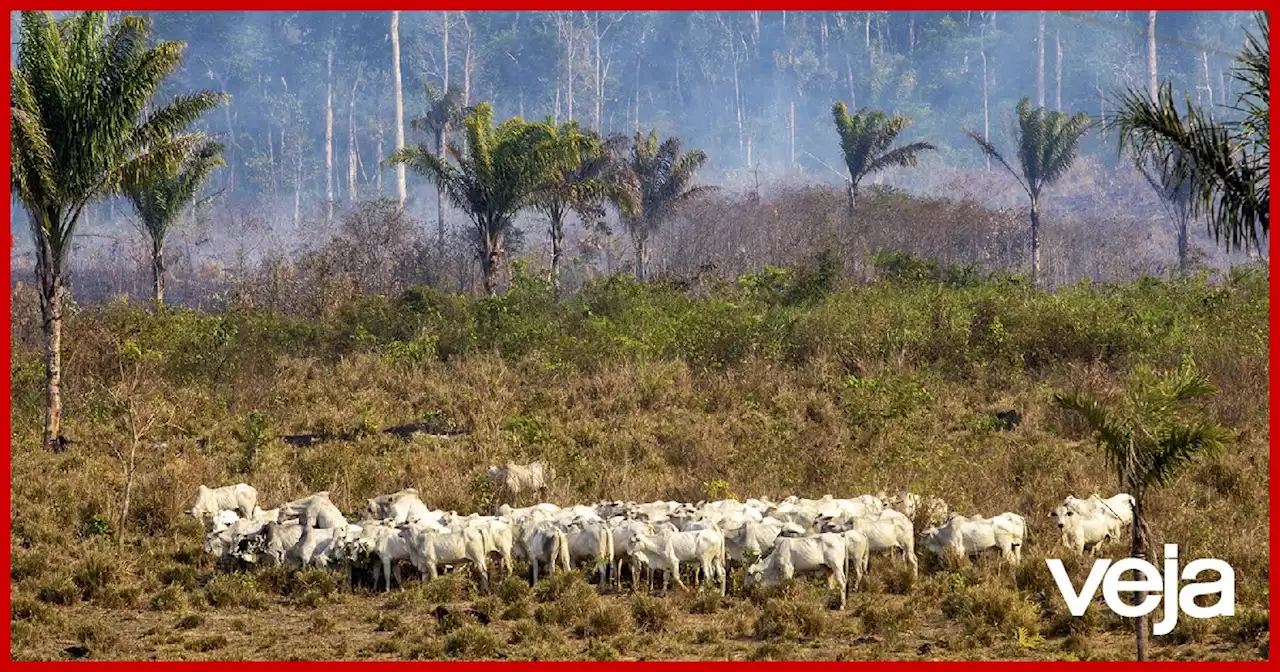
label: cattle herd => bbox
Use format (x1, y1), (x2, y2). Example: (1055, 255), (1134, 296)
(189, 462), (1138, 610)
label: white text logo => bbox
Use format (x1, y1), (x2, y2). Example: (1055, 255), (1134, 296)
(1046, 543), (1235, 636)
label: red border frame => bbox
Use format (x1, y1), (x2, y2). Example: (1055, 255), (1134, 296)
(2, 3), (1275, 667)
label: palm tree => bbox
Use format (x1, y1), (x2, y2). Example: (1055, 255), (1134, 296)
(385, 102), (551, 296)
(1109, 12), (1269, 258)
(530, 121), (638, 292)
(125, 139), (226, 308)
(965, 98), (1094, 285)
(1134, 147), (1195, 275)
(830, 102), (936, 211)
(1054, 357), (1231, 662)
(409, 82), (468, 257)
(620, 130), (713, 281)
(11, 11), (225, 451)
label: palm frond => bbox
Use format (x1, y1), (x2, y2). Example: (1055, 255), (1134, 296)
(964, 126), (1030, 198)
(1145, 423), (1231, 488)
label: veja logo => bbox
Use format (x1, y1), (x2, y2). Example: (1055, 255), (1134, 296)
(1046, 544), (1235, 636)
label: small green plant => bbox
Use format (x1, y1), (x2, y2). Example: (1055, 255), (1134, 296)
(234, 409), (270, 474)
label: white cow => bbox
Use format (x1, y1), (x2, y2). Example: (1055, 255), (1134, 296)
(561, 519), (615, 587)
(188, 483), (258, 529)
(513, 520), (570, 585)
(367, 489), (435, 526)
(744, 533), (849, 610)
(487, 461), (555, 502)
(277, 491), (348, 532)
(608, 518), (655, 589)
(721, 517), (805, 566)
(399, 523), (492, 591)
(346, 522), (411, 591)
(840, 528), (871, 590)
(1051, 494), (1132, 555)
(822, 509), (918, 577)
(920, 512), (1026, 564)
(628, 528), (727, 596)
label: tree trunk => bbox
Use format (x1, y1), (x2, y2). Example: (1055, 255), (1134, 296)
(442, 11), (451, 92)
(436, 129), (448, 258)
(151, 237), (166, 308)
(632, 230), (648, 281)
(118, 438), (138, 551)
(462, 13), (473, 106)
(1036, 12), (1046, 108)
(981, 47), (990, 171)
(376, 125), (384, 196)
(391, 11), (407, 207)
(348, 75), (359, 202)
(550, 212), (565, 294)
(847, 183), (857, 214)
(788, 101), (796, 168)
(1029, 199), (1041, 285)
(1131, 496), (1150, 661)
(1177, 214), (1190, 275)
(1055, 31), (1063, 111)
(325, 46), (335, 224)
(594, 27), (603, 133)
(1147, 11), (1158, 102)
(480, 231), (500, 296)
(37, 237), (64, 451)
(293, 151), (302, 230)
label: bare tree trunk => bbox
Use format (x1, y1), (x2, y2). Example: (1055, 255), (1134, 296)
(1055, 31), (1063, 111)
(437, 129), (448, 258)
(347, 72), (359, 202)
(1147, 11), (1158, 102)
(118, 435), (138, 551)
(151, 237), (165, 308)
(550, 211), (565, 293)
(461, 13), (473, 106)
(1177, 214), (1190, 275)
(981, 47), (990, 171)
(845, 52), (856, 108)
(634, 51), (642, 132)
(37, 238), (64, 451)
(391, 11), (406, 207)
(1132, 496), (1150, 661)
(442, 11), (451, 92)
(788, 101), (796, 168)
(325, 46), (334, 223)
(1198, 52), (1214, 107)
(376, 123), (384, 196)
(1036, 12), (1046, 108)
(293, 152), (302, 230)
(1030, 199), (1041, 285)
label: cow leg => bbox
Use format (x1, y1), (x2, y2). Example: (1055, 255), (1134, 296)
(672, 561), (688, 592)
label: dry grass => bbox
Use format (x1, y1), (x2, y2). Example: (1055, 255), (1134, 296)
(8, 244), (1269, 661)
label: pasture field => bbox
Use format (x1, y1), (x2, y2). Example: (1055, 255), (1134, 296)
(8, 260), (1270, 661)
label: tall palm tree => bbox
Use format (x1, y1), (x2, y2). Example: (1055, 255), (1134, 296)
(530, 121), (638, 293)
(125, 139), (226, 308)
(1135, 147), (1195, 275)
(11, 11), (225, 451)
(409, 82), (468, 257)
(1054, 357), (1230, 662)
(1109, 12), (1269, 258)
(620, 130), (713, 281)
(385, 102), (551, 296)
(830, 102), (936, 211)
(965, 98), (1094, 285)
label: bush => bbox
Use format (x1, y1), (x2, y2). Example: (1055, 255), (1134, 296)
(442, 625), (500, 659)
(630, 594), (674, 633)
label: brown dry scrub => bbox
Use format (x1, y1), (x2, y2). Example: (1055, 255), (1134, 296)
(8, 253), (1269, 661)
